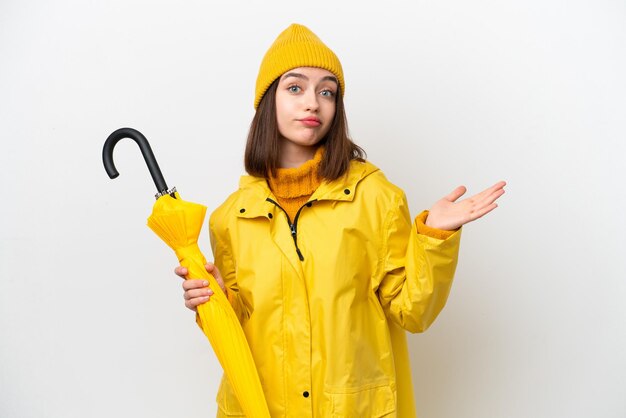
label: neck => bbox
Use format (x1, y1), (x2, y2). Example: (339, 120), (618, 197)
(279, 140), (318, 168)
(268, 146), (324, 221)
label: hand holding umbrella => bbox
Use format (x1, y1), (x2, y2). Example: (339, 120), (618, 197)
(103, 127), (270, 418)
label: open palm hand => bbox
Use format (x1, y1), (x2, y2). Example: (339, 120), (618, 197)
(425, 181), (506, 231)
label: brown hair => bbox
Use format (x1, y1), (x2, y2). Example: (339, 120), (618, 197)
(244, 79), (365, 181)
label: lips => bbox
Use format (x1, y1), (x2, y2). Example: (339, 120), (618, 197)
(299, 117), (321, 127)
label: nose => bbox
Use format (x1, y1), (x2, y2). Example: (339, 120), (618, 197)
(303, 89), (319, 112)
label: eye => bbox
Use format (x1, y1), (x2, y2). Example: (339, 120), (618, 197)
(287, 85), (301, 93)
(320, 89), (335, 98)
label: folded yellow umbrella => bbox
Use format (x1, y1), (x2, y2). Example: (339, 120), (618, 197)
(103, 127), (270, 418)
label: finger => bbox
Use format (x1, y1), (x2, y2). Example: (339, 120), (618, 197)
(182, 279), (210, 291)
(184, 287), (214, 300)
(205, 262), (219, 275)
(206, 262), (227, 293)
(477, 188), (505, 207)
(470, 203), (498, 222)
(185, 296), (210, 311)
(174, 266), (188, 279)
(205, 262), (225, 280)
(466, 182), (501, 203)
(445, 185), (467, 202)
(479, 181), (507, 199)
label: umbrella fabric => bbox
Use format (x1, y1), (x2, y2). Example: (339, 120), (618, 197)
(147, 192), (270, 418)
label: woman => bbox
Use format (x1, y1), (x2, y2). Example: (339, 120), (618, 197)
(176, 23), (506, 417)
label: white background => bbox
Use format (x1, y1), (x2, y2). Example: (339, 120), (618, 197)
(1, 1), (625, 417)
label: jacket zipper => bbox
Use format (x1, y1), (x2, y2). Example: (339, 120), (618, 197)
(266, 198), (316, 261)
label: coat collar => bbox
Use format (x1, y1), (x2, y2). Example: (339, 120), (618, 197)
(310, 159), (379, 202)
(235, 160), (379, 219)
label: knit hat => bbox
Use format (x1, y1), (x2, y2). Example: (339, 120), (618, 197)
(254, 23), (344, 109)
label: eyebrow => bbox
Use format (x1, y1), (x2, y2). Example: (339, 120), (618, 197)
(281, 72), (338, 85)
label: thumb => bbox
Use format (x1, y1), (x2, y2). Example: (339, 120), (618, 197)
(205, 262), (226, 294)
(445, 185), (467, 202)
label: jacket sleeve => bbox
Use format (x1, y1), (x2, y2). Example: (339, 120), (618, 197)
(375, 192), (462, 333)
(204, 213), (246, 324)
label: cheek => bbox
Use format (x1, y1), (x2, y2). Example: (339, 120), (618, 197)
(323, 103), (336, 131)
(275, 98), (290, 133)
(276, 109), (289, 136)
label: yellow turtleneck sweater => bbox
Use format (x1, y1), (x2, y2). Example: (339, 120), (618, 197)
(267, 146), (454, 240)
(267, 147), (323, 222)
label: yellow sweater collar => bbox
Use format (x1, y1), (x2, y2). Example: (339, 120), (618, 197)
(268, 146), (324, 199)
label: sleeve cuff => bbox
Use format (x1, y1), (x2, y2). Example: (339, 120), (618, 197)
(415, 210), (457, 240)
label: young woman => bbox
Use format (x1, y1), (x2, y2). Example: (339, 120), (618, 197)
(176, 23), (505, 417)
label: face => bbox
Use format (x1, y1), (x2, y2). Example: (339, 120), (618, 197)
(275, 67), (338, 151)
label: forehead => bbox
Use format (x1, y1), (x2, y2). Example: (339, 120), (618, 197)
(279, 67), (338, 83)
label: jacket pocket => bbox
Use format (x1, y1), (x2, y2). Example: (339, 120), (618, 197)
(326, 382), (396, 418)
(215, 376), (246, 417)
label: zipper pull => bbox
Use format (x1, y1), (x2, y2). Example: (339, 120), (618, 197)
(296, 248), (304, 261)
(290, 224), (296, 235)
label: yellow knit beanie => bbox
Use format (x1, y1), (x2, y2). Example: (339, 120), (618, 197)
(254, 23), (345, 109)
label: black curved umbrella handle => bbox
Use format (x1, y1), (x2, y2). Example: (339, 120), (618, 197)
(103, 127), (173, 197)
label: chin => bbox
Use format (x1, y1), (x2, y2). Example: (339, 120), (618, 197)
(281, 133), (324, 148)
(295, 138), (322, 147)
